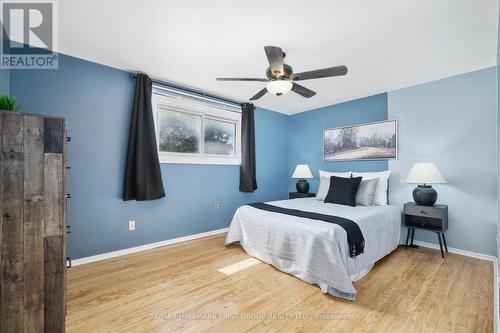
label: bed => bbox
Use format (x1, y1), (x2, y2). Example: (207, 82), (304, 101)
(225, 197), (401, 300)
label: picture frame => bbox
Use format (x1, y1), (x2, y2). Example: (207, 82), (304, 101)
(323, 119), (398, 161)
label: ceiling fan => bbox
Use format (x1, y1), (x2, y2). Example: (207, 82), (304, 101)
(216, 46), (348, 101)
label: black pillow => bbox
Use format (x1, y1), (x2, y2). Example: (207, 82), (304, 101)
(324, 176), (362, 207)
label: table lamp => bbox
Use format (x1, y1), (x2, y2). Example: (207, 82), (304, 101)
(292, 164), (314, 193)
(406, 162), (447, 206)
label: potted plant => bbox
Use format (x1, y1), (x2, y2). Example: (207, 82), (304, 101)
(0, 94), (19, 112)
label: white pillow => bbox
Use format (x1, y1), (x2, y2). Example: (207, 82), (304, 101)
(319, 170), (352, 178)
(355, 178), (379, 206)
(352, 171), (390, 206)
(317, 170), (352, 201)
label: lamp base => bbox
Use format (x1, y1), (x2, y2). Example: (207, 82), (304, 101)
(413, 185), (437, 206)
(296, 179), (310, 194)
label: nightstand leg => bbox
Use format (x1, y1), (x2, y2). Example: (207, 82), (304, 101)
(405, 228), (411, 248)
(437, 233), (445, 258)
(410, 228), (415, 246)
(442, 233), (448, 252)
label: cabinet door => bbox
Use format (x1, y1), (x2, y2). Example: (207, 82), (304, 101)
(0, 112), (66, 333)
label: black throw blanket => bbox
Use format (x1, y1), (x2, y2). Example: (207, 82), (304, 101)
(248, 202), (365, 257)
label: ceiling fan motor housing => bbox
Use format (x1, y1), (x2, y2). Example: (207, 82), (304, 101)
(266, 64), (294, 80)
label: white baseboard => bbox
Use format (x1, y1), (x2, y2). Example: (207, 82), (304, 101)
(412, 240), (498, 332)
(71, 228), (229, 266)
(411, 240), (497, 262)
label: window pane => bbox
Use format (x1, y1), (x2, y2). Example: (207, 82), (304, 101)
(158, 109), (201, 153)
(204, 118), (236, 156)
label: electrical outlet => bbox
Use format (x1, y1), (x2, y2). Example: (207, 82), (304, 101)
(128, 220), (136, 231)
(215, 202), (221, 211)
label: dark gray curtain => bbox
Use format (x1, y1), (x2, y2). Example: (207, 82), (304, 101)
(123, 74), (165, 201)
(239, 103), (258, 192)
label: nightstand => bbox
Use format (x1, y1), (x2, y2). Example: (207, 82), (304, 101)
(404, 202), (448, 258)
(289, 192), (316, 199)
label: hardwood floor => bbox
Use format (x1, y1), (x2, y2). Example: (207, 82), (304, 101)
(67, 234), (494, 333)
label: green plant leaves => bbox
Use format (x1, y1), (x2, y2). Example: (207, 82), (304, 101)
(0, 94), (19, 111)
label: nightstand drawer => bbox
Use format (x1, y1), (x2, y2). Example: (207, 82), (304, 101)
(405, 205), (445, 219)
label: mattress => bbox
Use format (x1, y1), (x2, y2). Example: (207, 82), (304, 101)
(225, 198), (401, 300)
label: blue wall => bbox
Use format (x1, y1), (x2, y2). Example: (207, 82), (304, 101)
(0, 69), (9, 95)
(388, 67), (498, 256)
(10, 54), (289, 259)
(287, 93), (389, 192)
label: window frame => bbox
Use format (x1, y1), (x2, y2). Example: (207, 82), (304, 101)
(151, 86), (241, 165)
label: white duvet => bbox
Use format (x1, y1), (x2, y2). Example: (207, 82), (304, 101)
(225, 198), (401, 300)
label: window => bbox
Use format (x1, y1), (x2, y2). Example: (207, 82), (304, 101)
(152, 86), (241, 165)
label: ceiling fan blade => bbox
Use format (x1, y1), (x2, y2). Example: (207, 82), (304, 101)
(217, 77), (269, 82)
(264, 46), (284, 76)
(292, 83), (316, 98)
(292, 66), (348, 81)
(250, 87), (268, 101)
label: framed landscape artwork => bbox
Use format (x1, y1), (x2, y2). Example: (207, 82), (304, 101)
(324, 120), (397, 161)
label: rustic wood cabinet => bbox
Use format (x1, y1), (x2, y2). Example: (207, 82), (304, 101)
(0, 111), (67, 332)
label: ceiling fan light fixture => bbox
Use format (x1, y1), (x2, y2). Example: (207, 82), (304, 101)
(266, 80), (293, 96)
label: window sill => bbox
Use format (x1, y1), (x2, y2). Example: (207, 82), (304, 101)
(159, 156), (241, 165)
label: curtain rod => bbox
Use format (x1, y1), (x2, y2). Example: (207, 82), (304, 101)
(129, 73), (243, 109)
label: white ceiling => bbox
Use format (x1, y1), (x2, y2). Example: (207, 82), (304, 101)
(56, 0), (497, 115)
